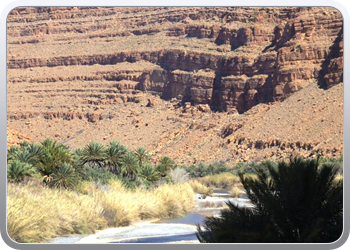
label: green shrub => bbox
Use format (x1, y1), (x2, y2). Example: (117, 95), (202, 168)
(197, 157), (343, 243)
(36, 138), (72, 176)
(138, 164), (160, 182)
(7, 160), (35, 183)
(50, 163), (80, 190)
(296, 44), (301, 53)
(232, 160), (275, 176)
(80, 165), (118, 185)
(185, 161), (231, 178)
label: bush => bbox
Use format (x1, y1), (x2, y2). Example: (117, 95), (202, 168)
(50, 163), (80, 190)
(185, 161), (231, 178)
(96, 180), (194, 226)
(168, 167), (190, 184)
(188, 180), (213, 196)
(319, 155), (343, 174)
(7, 160), (36, 183)
(196, 157), (343, 243)
(154, 183), (195, 218)
(137, 164), (160, 183)
(80, 165), (118, 185)
(232, 160), (275, 175)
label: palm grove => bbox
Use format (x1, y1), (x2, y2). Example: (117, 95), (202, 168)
(7, 138), (176, 189)
(7, 137), (343, 243)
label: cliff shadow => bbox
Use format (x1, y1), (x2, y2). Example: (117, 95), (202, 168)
(317, 28), (343, 89)
(210, 72), (224, 112)
(263, 23), (294, 53)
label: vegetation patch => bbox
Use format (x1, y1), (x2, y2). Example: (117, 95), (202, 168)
(196, 157), (343, 243)
(6, 138), (195, 243)
(6, 138), (343, 243)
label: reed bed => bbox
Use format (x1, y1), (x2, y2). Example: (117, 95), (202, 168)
(7, 181), (106, 243)
(154, 183), (195, 218)
(7, 179), (194, 243)
(188, 180), (213, 196)
(196, 172), (241, 189)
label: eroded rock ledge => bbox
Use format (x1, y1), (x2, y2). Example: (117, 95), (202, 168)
(7, 7), (343, 114)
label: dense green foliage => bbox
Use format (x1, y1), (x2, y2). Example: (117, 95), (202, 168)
(37, 138), (72, 176)
(80, 141), (106, 168)
(6, 138), (178, 191)
(231, 160), (276, 175)
(80, 165), (118, 185)
(196, 157), (343, 243)
(156, 156), (176, 177)
(7, 138), (343, 244)
(8, 138), (343, 193)
(7, 160), (35, 183)
(7, 139), (196, 243)
(49, 163), (80, 189)
(138, 164), (160, 182)
(185, 161), (231, 178)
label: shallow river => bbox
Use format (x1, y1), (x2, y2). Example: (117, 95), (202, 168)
(50, 189), (252, 244)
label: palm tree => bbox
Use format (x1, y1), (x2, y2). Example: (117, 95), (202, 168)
(7, 143), (43, 166)
(7, 145), (21, 163)
(26, 143), (44, 160)
(80, 141), (106, 168)
(11, 149), (36, 165)
(160, 156), (174, 169)
(196, 157), (343, 243)
(36, 138), (72, 176)
(120, 152), (139, 181)
(156, 156), (174, 177)
(50, 163), (80, 190)
(7, 160), (35, 183)
(70, 148), (85, 176)
(104, 141), (127, 174)
(19, 140), (31, 149)
(138, 164), (160, 182)
(134, 147), (150, 168)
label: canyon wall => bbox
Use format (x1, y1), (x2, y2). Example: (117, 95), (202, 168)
(7, 7), (343, 162)
(7, 7), (343, 114)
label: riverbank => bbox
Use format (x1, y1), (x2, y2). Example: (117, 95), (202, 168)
(49, 217), (201, 244)
(49, 189), (252, 244)
(7, 180), (195, 243)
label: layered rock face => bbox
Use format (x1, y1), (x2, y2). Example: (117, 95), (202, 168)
(7, 7), (343, 163)
(7, 7), (343, 114)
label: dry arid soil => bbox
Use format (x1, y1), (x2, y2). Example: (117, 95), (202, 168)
(7, 7), (343, 166)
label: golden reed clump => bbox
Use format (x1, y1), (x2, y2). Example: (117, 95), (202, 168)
(7, 179), (194, 243)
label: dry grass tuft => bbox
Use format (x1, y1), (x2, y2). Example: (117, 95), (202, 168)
(7, 181), (106, 243)
(188, 180), (213, 196)
(229, 185), (241, 198)
(154, 183), (195, 218)
(7, 179), (194, 243)
(196, 172), (241, 189)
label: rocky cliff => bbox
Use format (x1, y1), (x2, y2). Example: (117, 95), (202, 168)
(7, 7), (343, 114)
(7, 7), (343, 164)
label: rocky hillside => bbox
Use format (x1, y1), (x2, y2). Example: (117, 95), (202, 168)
(7, 128), (31, 149)
(7, 7), (343, 165)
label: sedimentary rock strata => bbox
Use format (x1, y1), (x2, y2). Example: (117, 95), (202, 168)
(7, 7), (343, 164)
